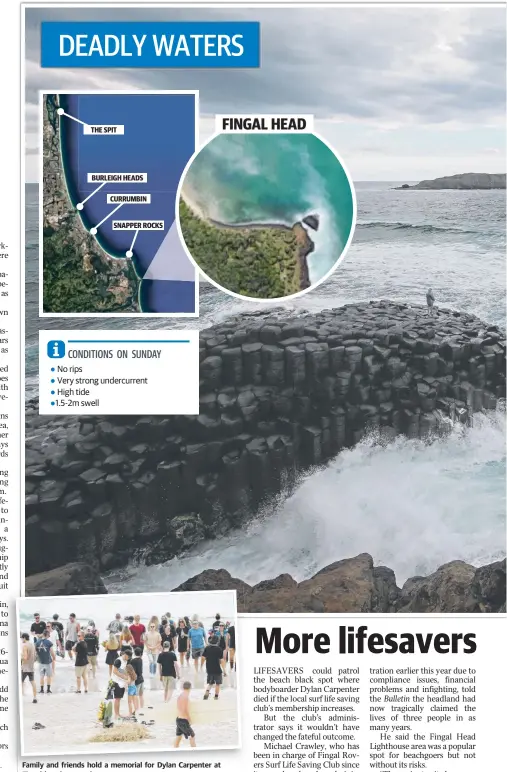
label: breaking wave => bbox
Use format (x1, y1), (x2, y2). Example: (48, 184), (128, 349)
(105, 410), (506, 594)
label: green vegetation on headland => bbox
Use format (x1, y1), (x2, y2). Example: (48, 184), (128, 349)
(43, 215), (140, 313)
(179, 199), (313, 298)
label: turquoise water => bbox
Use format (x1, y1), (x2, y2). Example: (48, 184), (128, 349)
(182, 133), (355, 283)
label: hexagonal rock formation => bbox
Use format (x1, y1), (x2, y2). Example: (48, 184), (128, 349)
(25, 301), (505, 581)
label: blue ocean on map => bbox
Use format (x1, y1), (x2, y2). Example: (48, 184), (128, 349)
(182, 133), (355, 283)
(57, 92), (196, 312)
(26, 182), (506, 589)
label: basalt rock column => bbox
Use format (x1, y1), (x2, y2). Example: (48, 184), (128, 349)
(25, 302), (505, 575)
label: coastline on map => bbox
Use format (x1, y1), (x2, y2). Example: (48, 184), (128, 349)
(57, 94), (144, 276)
(181, 186), (296, 233)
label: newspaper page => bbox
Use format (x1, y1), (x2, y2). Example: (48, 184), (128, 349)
(0, 0), (506, 770)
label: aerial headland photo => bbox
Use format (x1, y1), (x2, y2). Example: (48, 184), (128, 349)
(25, 5), (506, 613)
(178, 133), (355, 300)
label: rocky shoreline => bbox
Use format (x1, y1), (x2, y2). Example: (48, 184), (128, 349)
(181, 193), (314, 293)
(25, 554), (506, 614)
(25, 301), (505, 592)
(395, 172), (506, 191)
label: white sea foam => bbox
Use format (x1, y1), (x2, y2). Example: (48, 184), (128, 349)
(105, 411), (506, 594)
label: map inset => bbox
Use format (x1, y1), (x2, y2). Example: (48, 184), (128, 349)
(42, 92), (197, 315)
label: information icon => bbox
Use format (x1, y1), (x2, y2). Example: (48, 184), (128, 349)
(47, 340), (66, 358)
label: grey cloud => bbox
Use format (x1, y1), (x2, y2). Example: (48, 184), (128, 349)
(24, 6), (505, 127)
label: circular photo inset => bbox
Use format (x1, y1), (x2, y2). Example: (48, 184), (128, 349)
(176, 133), (356, 301)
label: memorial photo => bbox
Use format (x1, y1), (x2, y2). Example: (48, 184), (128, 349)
(18, 590), (239, 756)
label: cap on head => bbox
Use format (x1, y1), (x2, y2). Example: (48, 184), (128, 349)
(163, 641), (170, 649)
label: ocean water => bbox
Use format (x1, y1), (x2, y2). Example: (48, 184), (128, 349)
(106, 412), (505, 593)
(25, 182), (506, 587)
(182, 133), (355, 283)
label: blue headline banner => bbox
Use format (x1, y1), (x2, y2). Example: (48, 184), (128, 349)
(41, 21), (260, 68)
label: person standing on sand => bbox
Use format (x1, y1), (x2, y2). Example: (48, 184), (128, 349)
(146, 621), (162, 677)
(131, 647), (145, 711)
(65, 613), (80, 660)
(129, 615), (146, 654)
(176, 618), (189, 668)
(30, 613), (46, 644)
(84, 626), (99, 678)
(73, 631), (89, 694)
(157, 639), (180, 703)
(226, 623), (236, 672)
(35, 629), (55, 695)
(88, 619), (100, 640)
(45, 622), (60, 670)
(20, 633), (37, 703)
(120, 625), (134, 652)
(51, 614), (64, 657)
(123, 649), (138, 717)
(111, 656), (129, 721)
(107, 613), (123, 642)
(188, 619), (207, 673)
(174, 681), (196, 748)
(203, 635), (225, 701)
(191, 613), (205, 630)
(104, 632), (120, 677)
(216, 623), (228, 670)
(426, 288), (436, 316)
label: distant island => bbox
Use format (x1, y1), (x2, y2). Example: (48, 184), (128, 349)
(395, 172), (506, 190)
(179, 198), (315, 298)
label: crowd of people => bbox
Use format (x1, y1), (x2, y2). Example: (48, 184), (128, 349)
(21, 609), (237, 748)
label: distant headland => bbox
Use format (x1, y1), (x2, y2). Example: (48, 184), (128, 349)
(394, 172), (506, 190)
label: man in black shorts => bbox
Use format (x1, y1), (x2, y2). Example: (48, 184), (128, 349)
(174, 681), (196, 748)
(203, 635), (224, 700)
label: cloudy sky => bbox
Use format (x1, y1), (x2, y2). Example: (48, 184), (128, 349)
(25, 5), (505, 181)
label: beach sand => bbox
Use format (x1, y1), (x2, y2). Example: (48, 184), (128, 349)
(21, 653), (239, 755)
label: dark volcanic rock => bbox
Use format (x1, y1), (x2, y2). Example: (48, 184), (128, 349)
(395, 173), (506, 190)
(302, 213), (320, 231)
(172, 555), (506, 614)
(25, 562), (107, 597)
(396, 559), (506, 613)
(25, 301), (505, 577)
(173, 569), (252, 608)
